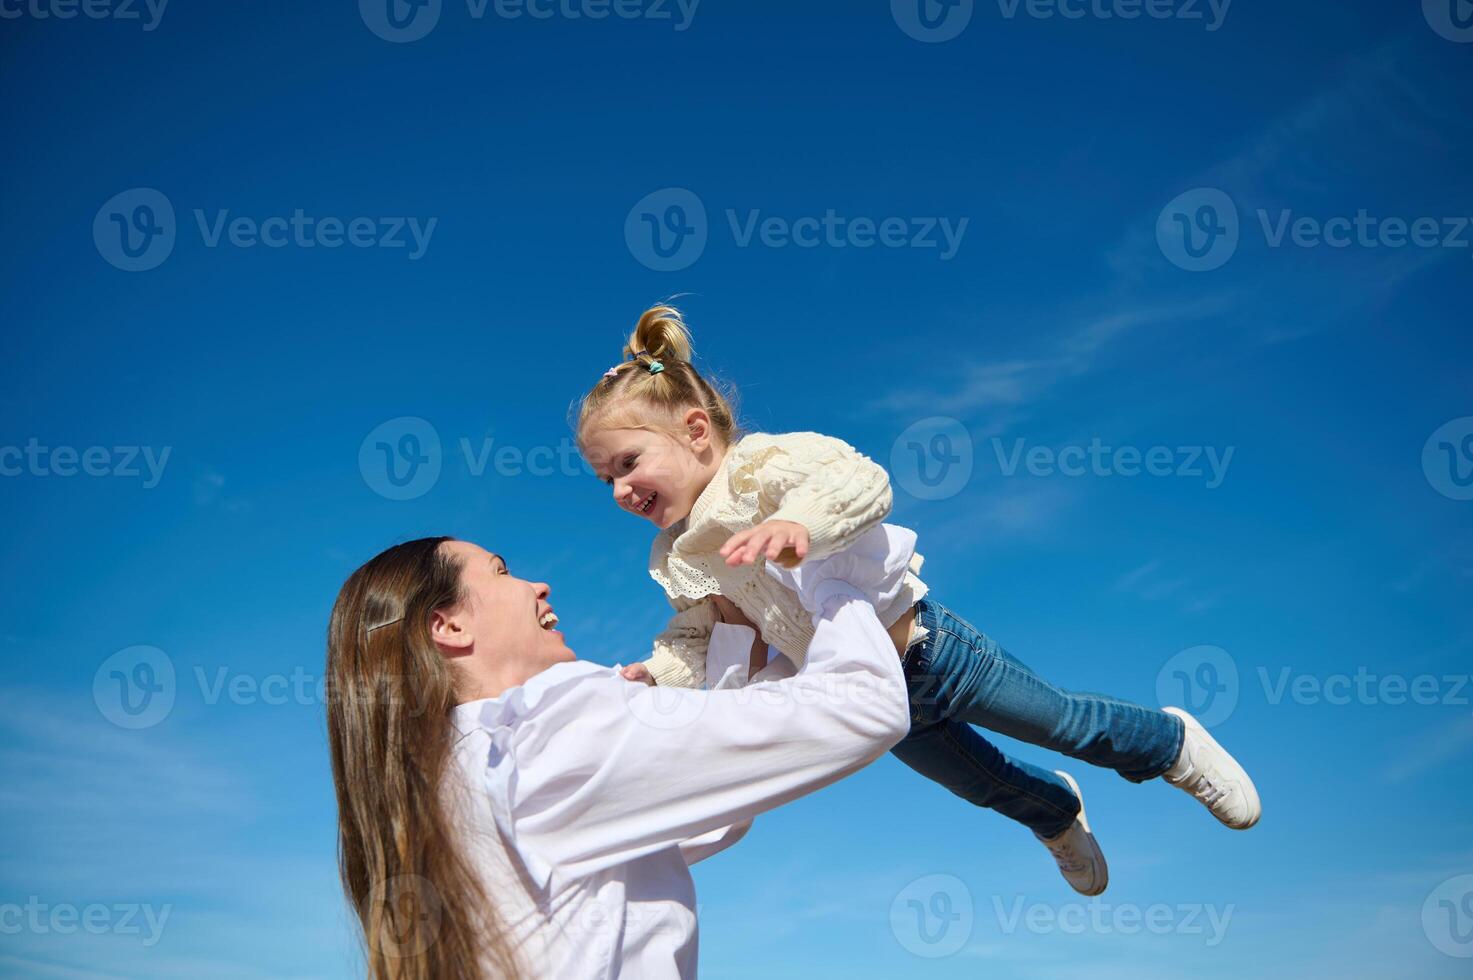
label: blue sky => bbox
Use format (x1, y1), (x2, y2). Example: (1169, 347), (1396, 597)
(2, 1), (1471, 977)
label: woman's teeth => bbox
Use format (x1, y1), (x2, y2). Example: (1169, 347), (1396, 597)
(637, 491), (658, 515)
(539, 612), (559, 631)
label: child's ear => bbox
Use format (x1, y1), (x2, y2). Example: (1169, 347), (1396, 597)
(684, 408), (713, 450)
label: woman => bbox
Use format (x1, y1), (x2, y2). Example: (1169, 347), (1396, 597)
(325, 528), (916, 979)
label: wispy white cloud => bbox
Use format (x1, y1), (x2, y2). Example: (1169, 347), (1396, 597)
(1382, 712), (1473, 784)
(192, 469), (251, 512)
(885, 31), (1466, 431)
(0, 686), (351, 978)
(1111, 559), (1223, 615)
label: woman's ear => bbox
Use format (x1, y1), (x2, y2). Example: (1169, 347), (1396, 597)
(431, 606), (473, 655)
(684, 407), (714, 451)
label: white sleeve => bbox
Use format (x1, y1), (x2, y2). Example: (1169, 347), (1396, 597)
(506, 587), (910, 882)
(678, 819), (754, 865)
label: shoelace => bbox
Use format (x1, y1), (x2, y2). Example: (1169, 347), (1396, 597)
(1180, 762), (1230, 808)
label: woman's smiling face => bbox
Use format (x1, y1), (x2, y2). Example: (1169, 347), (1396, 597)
(582, 420), (723, 530)
(431, 541), (574, 693)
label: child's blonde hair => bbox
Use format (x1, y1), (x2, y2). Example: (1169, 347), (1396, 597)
(575, 304), (742, 448)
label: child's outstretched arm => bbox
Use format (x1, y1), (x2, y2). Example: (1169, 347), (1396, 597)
(719, 433), (894, 567)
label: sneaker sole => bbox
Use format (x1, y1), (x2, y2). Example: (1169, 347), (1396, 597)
(1164, 707), (1262, 830)
(1055, 770), (1108, 896)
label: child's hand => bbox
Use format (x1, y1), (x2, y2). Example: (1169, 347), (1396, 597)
(618, 663), (656, 686)
(720, 520), (810, 568)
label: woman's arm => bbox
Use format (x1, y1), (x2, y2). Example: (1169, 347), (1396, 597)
(678, 818), (753, 865)
(504, 555), (912, 882)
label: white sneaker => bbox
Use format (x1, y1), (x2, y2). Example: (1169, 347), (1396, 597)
(1035, 770), (1108, 896)
(1162, 707), (1262, 830)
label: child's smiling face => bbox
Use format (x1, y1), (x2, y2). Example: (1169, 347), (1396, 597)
(582, 413), (724, 530)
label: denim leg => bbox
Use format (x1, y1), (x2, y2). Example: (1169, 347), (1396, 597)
(909, 599), (1185, 783)
(890, 718), (1081, 839)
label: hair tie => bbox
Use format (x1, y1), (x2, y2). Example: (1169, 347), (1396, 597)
(647, 359), (664, 375)
(603, 366), (620, 379)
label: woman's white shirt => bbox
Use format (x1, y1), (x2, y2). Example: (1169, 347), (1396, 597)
(446, 534), (914, 978)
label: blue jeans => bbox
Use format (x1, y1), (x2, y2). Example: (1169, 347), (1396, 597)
(891, 599), (1185, 840)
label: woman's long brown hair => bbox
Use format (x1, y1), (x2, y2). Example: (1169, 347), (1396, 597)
(326, 537), (520, 979)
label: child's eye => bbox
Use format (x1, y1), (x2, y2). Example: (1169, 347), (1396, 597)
(622, 454), (638, 470)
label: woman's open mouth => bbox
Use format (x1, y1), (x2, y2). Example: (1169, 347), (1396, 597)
(634, 491), (658, 516)
(539, 611), (559, 631)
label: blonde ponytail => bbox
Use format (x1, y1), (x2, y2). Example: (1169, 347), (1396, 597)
(576, 303), (741, 448)
(624, 305), (694, 364)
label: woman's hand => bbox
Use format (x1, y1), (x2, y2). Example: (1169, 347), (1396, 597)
(619, 662), (656, 686)
(719, 520), (810, 568)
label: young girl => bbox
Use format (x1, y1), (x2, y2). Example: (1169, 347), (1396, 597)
(576, 305), (1261, 896)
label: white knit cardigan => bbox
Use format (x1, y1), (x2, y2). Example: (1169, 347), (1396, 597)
(643, 431), (928, 689)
